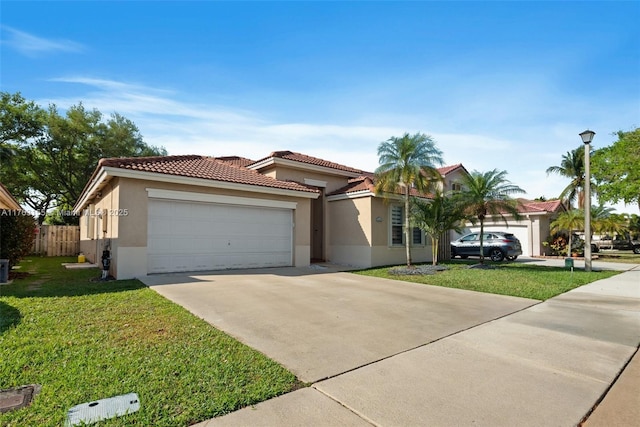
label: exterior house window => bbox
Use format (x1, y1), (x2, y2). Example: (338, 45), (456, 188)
(390, 205), (424, 246)
(85, 204), (95, 239)
(412, 227), (423, 245)
(391, 205), (403, 245)
(452, 182), (462, 192)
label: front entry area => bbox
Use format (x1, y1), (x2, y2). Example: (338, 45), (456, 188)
(147, 198), (293, 273)
(310, 190), (324, 262)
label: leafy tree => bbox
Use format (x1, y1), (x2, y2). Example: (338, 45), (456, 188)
(592, 128), (640, 211)
(550, 209), (584, 256)
(0, 211), (36, 269)
(412, 191), (466, 265)
(375, 132), (443, 266)
(454, 169), (525, 264)
(546, 145), (587, 209)
(0, 92), (46, 160)
(0, 92), (167, 223)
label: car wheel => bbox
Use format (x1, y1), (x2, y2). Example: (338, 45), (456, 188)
(490, 248), (505, 262)
(506, 255), (518, 261)
(591, 244), (599, 253)
(460, 255), (468, 259)
(633, 246), (640, 255)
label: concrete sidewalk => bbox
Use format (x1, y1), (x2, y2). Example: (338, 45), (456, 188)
(197, 267), (640, 426)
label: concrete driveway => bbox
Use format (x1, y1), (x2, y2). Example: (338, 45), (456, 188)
(141, 265), (538, 383)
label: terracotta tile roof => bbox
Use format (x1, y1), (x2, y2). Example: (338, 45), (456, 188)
(516, 198), (565, 213)
(252, 151), (363, 174)
(216, 156), (255, 167)
(329, 176), (433, 199)
(328, 176), (376, 196)
(437, 164), (466, 176)
(99, 155), (318, 193)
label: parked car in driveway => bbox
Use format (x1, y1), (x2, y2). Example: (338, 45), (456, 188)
(451, 232), (523, 262)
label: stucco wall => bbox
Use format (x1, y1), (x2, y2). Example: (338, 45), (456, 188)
(269, 165), (351, 193)
(78, 178), (120, 276)
(327, 196), (372, 266)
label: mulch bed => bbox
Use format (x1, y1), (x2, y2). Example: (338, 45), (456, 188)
(389, 265), (449, 275)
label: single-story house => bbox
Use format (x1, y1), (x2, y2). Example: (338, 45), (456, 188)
(461, 199), (566, 257)
(0, 182), (21, 211)
(73, 151), (467, 279)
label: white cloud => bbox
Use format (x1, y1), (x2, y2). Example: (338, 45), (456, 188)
(1, 26), (84, 57)
(44, 76), (640, 216)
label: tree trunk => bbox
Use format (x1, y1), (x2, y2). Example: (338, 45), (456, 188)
(432, 236), (439, 266)
(479, 218), (485, 264)
(405, 186), (412, 267)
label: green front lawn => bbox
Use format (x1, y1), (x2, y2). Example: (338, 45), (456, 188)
(355, 261), (620, 300)
(0, 257), (298, 427)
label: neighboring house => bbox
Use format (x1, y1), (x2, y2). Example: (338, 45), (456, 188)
(73, 151), (466, 279)
(0, 182), (21, 210)
(461, 199), (566, 257)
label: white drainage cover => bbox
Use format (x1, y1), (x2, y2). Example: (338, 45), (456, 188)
(65, 392), (140, 426)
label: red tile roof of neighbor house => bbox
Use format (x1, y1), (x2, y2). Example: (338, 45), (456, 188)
(99, 155), (318, 193)
(437, 163), (466, 176)
(516, 198), (565, 213)
(251, 151), (364, 174)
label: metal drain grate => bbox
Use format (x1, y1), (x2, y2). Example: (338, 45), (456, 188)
(0, 384), (41, 413)
(66, 392), (140, 426)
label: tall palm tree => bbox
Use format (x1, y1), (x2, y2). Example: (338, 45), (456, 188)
(550, 209), (585, 256)
(546, 146), (587, 209)
(412, 191), (466, 265)
(375, 132), (443, 266)
(455, 169), (525, 264)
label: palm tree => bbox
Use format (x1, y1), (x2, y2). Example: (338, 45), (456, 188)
(375, 132), (443, 266)
(412, 191), (466, 265)
(592, 208), (628, 238)
(455, 169), (525, 264)
(546, 146), (587, 209)
(550, 209), (585, 256)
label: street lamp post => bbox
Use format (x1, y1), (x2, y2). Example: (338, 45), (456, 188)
(580, 129), (595, 272)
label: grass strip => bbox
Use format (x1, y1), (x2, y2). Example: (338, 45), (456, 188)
(355, 261), (620, 300)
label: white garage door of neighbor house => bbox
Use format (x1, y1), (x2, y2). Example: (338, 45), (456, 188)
(147, 199), (293, 273)
(468, 225), (530, 257)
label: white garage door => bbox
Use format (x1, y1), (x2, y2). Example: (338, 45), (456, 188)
(148, 199), (293, 273)
(468, 225), (530, 256)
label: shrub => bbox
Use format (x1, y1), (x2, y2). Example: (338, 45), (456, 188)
(0, 210), (36, 268)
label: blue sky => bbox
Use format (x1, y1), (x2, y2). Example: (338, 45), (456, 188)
(2, 1), (639, 213)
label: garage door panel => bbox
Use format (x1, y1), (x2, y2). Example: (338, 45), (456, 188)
(147, 199), (293, 274)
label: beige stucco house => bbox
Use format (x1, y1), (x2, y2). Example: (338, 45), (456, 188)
(0, 182), (21, 210)
(73, 151), (466, 279)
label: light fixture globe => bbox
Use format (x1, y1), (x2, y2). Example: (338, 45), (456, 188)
(579, 129), (595, 144)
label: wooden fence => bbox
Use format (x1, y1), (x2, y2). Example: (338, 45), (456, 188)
(32, 225), (80, 256)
